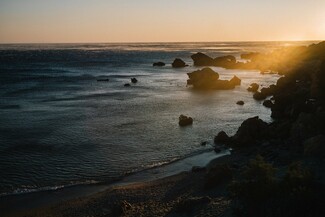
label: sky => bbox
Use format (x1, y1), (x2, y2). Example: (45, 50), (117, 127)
(0, 0), (325, 43)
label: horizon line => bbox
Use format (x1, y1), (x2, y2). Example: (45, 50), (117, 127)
(0, 39), (323, 45)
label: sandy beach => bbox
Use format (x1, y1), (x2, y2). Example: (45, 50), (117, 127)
(3, 154), (236, 217)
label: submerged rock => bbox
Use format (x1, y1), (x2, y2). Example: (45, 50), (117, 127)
(179, 115), (193, 126)
(97, 78), (110, 82)
(153, 62), (165, 67)
(131, 78), (138, 83)
(172, 58), (187, 68)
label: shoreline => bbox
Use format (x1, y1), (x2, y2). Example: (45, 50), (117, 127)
(1, 149), (230, 216)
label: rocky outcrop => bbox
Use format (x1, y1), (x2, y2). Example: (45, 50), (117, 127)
(179, 115), (193, 126)
(247, 83), (259, 92)
(124, 83), (130, 87)
(153, 62), (165, 67)
(172, 58), (187, 68)
(187, 68), (241, 90)
(231, 116), (269, 146)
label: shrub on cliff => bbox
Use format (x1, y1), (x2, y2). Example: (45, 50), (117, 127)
(229, 157), (325, 217)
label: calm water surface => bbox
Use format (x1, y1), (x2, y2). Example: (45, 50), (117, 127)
(0, 41), (315, 195)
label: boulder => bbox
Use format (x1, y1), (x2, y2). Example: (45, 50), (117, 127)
(131, 78), (138, 83)
(304, 135), (325, 158)
(247, 83), (259, 92)
(214, 131), (230, 144)
(153, 62), (165, 67)
(179, 115), (193, 126)
(230, 75), (241, 86)
(191, 52), (215, 66)
(124, 83), (131, 87)
(263, 100), (274, 108)
(232, 116), (269, 146)
(172, 58), (187, 68)
(236, 100), (245, 105)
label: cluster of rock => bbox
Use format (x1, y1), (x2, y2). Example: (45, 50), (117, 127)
(153, 58), (188, 68)
(186, 67), (241, 90)
(214, 42), (325, 161)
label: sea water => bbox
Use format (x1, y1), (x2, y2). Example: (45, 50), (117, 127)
(0, 41), (315, 195)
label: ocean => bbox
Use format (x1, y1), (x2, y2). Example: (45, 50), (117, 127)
(0, 41), (315, 196)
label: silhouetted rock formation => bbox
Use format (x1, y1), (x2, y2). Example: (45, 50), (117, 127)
(214, 131), (230, 145)
(231, 116), (268, 146)
(131, 78), (138, 83)
(153, 62), (165, 67)
(191, 53), (237, 68)
(179, 115), (193, 126)
(247, 83), (259, 92)
(172, 58), (187, 68)
(187, 67), (241, 90)
(124, 83), (131, 87)
(236, 101), (245, 105)
(191, 52), (215, 66)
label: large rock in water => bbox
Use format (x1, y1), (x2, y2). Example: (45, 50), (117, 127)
(231, 116), (268, 146)
(191, 52), (215, 66)
(187, 67), (240, 90)
(172, 58), (187, 68)
(179, 115), (193, 126)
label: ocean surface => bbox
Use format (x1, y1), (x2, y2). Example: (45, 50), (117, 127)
(0, 41), (316, 196)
